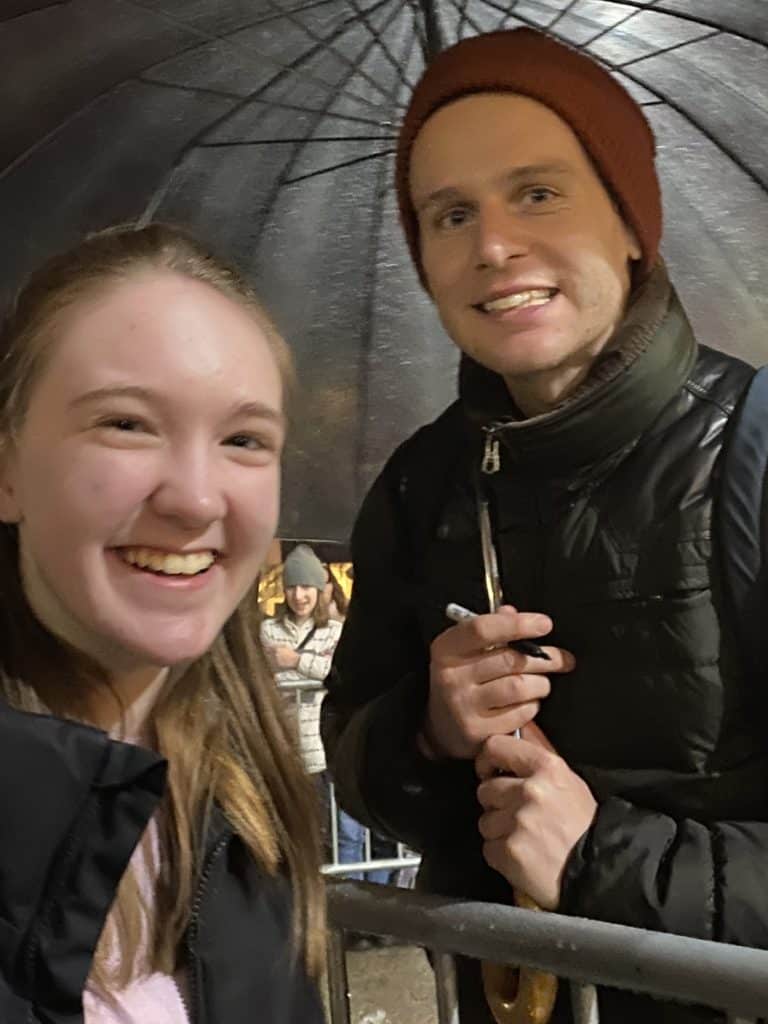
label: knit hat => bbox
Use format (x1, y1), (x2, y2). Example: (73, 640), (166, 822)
(282, 544), (327, 590)
(396, 28), (661, 288)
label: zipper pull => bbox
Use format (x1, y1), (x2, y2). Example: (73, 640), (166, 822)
(481, 432), (501, 475)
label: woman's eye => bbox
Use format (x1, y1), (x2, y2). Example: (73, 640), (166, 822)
(102, 417), (143, 432)
(226, 433), (267, 451)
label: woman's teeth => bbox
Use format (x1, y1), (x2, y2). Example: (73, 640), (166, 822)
(119, 547), (216, 575)
(482, 288), (556, 313)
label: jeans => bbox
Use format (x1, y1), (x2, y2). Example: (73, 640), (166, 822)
(337, 808), (393, 885)
(313, 770), (394, 884)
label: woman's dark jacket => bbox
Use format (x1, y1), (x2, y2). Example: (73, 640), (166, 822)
(322, 267), (768, 1022)
(0, 702), (324, 1024)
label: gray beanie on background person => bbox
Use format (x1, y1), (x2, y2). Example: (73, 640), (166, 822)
(282, 544), (328, 590)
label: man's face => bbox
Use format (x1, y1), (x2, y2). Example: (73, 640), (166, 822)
(409, 93), (642, 384)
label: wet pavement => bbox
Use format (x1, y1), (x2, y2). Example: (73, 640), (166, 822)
(324, 944), (438, 1024)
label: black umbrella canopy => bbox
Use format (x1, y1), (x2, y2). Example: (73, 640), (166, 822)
(1, 0), (767, 542)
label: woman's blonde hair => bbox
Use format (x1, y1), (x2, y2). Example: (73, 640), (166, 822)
(0, 223), (324, 990)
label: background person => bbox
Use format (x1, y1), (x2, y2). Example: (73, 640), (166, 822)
(323, 563), (350, 622)
(261, 543), (342, 777)
(261, 546), (396, 952)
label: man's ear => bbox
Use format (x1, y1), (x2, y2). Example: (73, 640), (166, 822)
(0, 438), (22, 524)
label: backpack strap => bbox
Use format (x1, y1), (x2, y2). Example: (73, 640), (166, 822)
(717, 366), (768, 678)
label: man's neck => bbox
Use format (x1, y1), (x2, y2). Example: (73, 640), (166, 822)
(504, 360), (593, 417)
(503, 327), (618, 418)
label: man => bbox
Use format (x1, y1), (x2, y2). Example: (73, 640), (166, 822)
(322, 28), (768, 1024)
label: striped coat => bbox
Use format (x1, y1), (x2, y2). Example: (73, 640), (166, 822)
(260, 615), (342, 773)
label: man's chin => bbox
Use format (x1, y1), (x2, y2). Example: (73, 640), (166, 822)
(458, 333), (573, 377)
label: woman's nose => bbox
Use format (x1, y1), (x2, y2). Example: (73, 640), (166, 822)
(150, 451), (226, 528)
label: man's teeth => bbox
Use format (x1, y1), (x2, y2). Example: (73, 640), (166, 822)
(482, 289), (555, 313)
(119, 547), (216, 575)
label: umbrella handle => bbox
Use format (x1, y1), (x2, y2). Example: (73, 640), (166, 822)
(481, 891), (558, 1024)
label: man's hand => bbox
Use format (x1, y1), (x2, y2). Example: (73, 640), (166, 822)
(476, 733), (597, 910)
(270, 645), (301, 670)
(422, 606), (574, 760)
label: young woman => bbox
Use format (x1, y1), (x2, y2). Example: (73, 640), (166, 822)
(323, 566), (349, 623)
(261, 544), (342, 777)
(0, 224), (325, 1024)
(261, 548), (391, 925)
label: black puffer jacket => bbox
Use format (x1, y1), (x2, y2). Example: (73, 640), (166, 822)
(0, 702), (324, 1024)
(322, 268), (768, 1022)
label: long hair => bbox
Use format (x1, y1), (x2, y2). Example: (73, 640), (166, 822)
(0, 223), (324, 990)
(274, 589), (332, 630)
(326, 567), (350, 619)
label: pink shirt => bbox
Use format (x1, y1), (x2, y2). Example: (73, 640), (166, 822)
(83, 678), (189, 1024)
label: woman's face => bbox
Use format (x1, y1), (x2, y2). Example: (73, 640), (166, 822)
(285, 585), (318, 620)
(0, 271), (285, 674)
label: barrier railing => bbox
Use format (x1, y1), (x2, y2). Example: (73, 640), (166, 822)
(325, 881), (768, 1024)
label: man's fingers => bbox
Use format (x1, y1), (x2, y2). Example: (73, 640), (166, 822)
(455, 645), (574, 685)
(478, 806), (519, 841)
(477, 702), (541, 737)
(477, 674), (551, 711)
(476, 774), (523, 811)
(520, 720), (558, 753)
(441, 703), (540, 754)
(482, 838), (516, 886)
(476, 735), (552, 781)
(433, 606), (553, 658)
(472, 607), (553, 649)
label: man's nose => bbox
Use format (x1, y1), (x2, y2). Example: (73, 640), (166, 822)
(150, 449), (226, 528)
(475, 202), (530, 270)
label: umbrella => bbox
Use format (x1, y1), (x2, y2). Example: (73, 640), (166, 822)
(1, 0), (766, 542)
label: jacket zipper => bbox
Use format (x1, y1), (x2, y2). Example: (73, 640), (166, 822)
(481, 427), (501, 475)
(185, 833), (230, 1024)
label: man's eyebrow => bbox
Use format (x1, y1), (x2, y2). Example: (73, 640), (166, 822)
(69, 385), (285, 425)
(502, 162), (573, 184)
(414, 162), (574, 213)
(414, 186), (464, 214)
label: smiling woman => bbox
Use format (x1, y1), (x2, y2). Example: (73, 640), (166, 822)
(0, 224), (325, 1024)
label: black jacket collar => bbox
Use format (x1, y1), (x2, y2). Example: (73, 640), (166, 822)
(459, 264), (698, 474)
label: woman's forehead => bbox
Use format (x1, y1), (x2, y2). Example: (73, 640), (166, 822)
(30, 272), (282, 413)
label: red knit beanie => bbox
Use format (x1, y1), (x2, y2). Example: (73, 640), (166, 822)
(396, 28), (661, 288)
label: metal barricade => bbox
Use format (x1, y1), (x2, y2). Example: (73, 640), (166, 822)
(326, 881), (768, 1024)
(277, 681), (765, 1022)
(277, 680), (421, 881)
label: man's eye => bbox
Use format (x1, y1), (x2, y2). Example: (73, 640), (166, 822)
(524, 187), (557, 205)
(436, 206), (469, 229)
